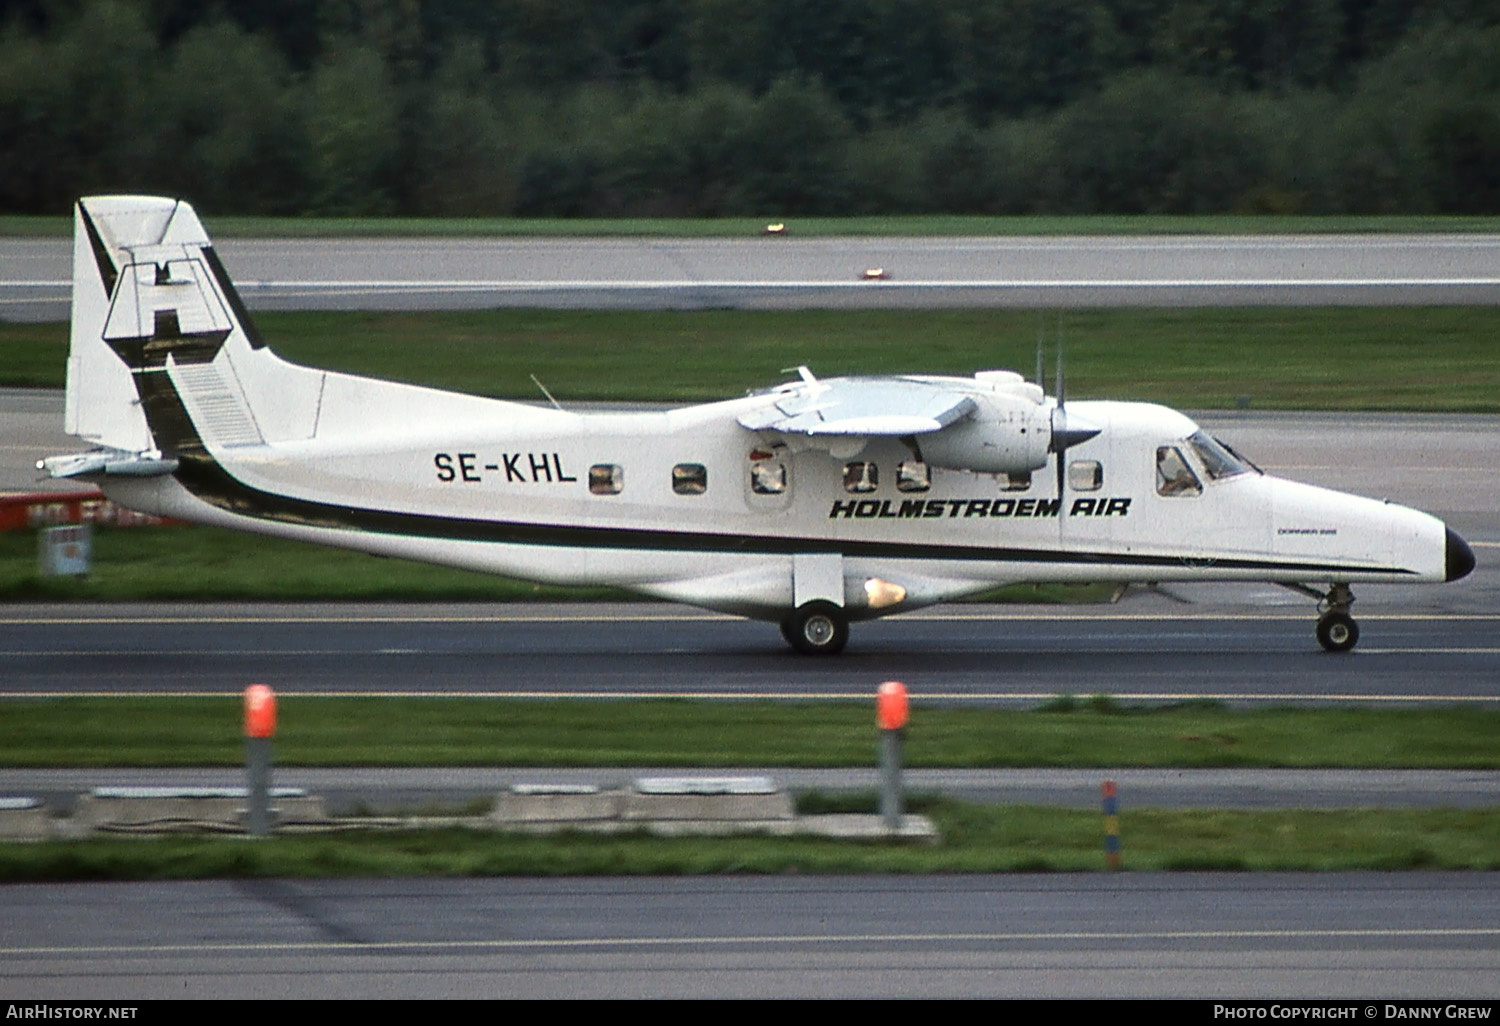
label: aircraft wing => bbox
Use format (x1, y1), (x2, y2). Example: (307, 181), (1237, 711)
(738, 378), (977, 436)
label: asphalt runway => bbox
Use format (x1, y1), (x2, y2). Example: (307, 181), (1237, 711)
(5, 875), (1499, 998)
(2, 602), (1498, 703)
(5, 233), (1500, 319)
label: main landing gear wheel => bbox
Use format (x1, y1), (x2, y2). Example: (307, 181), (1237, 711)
(1316, 611), (1359, 653)
(781, 602), (849, 655)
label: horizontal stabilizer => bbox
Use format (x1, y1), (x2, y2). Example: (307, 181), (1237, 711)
(38, 448), (178, 478)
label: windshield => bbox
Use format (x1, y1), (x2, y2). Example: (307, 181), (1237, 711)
(1186, 431), (1254, 480)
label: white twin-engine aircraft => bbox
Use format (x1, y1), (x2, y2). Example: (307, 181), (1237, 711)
(43, 196), (1474, 654)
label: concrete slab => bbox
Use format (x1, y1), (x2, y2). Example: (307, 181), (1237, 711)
(622, 790), (795, 822)
(491, 789), (621, 824)
(76, 789), (328, 831)
(0, 797), (49, 841)
(0, 778), (941, 842)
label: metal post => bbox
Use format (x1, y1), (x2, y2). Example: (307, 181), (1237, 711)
(245, 736), (271, 836)
(879, 728), (904, 830)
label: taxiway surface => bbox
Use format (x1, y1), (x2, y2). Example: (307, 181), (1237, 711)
(5, 875), (1499, 998)
(2, 601), (1497, 702)
(5, 233), (1500, 318)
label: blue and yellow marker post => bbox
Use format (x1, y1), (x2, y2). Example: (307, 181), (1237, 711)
(1101, 780), (1122, 870)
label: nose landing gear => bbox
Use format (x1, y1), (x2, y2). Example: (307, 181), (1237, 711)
(1315, 583), (1359, 653)
(1282, 582), (1361, 652)
(1316, 610), (1359, 652)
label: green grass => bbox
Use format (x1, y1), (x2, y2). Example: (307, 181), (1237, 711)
(8, 307), (1500, 410)
(0, 320), (71, 388)
(3, 806), (1498, 879)
(7, 213), (1500, 237)
(2, 699), (1497, 769)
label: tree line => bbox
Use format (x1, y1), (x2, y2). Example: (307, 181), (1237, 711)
(1, 0), (1497, 216)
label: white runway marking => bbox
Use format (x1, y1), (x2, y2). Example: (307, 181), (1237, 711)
(6, 690), (1498, 702)
(8, 925), (1500, 958)
(2, 611), (1497, 625)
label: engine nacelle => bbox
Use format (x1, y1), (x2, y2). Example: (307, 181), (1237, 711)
(918, 394), (1052, 474)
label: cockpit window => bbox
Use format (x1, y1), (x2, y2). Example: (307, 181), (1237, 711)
(1187, 431), (1253, 481)
(1156, 446), (1202, 497)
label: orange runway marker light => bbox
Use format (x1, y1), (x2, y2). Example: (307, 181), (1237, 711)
(876, 680), (909, 730)
(244, 683), (276, 738)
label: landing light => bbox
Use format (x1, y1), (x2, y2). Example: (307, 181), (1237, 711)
(864, 578), (907, 609)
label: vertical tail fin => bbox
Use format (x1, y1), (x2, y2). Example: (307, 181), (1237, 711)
(64, 196), (319, 464)
(68, 196), (234, 450)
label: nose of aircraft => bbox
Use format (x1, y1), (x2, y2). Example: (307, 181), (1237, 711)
(1446, 527), (1476, 582)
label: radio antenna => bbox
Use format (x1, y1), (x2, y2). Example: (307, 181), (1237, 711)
(530, 374), (564, 411)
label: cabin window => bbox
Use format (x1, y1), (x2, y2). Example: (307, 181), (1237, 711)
(589, 464), (624, 495)
(1156, 446), (1202, 497)
(896, 461), (930, 493)
(843, 462), (879, 493)
(672, 463), (708, 495)
(1069, 460), (1103, 491)
(1003, 471), (1032, 492)
(750, 460), (787, 494)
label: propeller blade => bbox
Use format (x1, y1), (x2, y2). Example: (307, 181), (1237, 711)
(1035, 319), (1045, 391)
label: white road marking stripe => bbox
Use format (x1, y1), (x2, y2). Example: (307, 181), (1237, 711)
(210, 277), (1500, 291)
(1, 612), (1496, 625)
(8, 647), (1500, 657)
(3, 691), (1497, 702)
(7, 925), (1500, 957)
(9, 277), (1500, 289)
